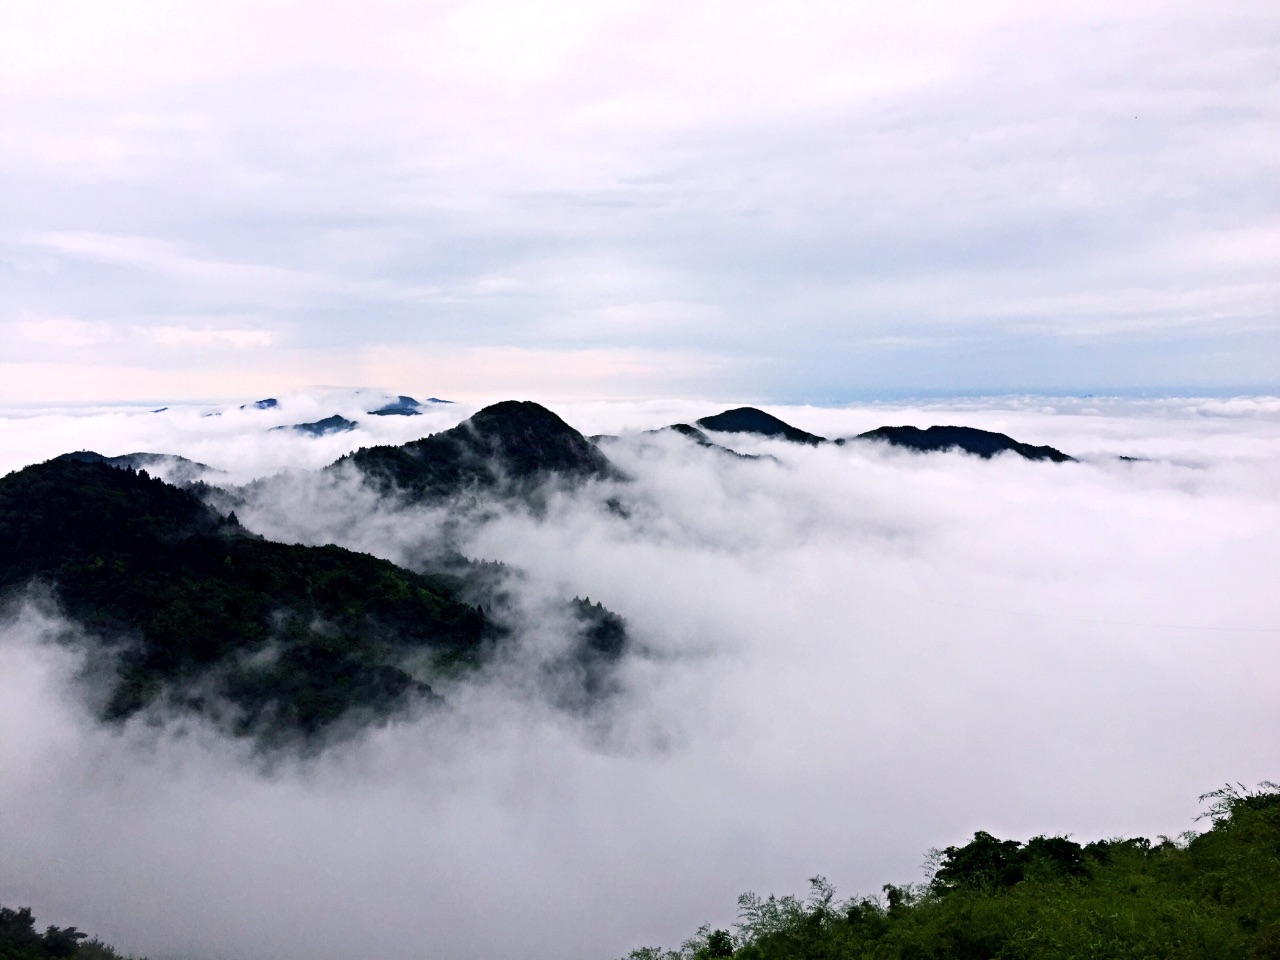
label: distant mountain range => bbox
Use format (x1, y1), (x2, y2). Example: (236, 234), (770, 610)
(688, 405), (1075, 462)
(853, 424), (1075, 462)
(273, 414), (360, 437)
(53, 450), (221, 485)
(369, 394), (451, 416)
(232, 393), (453, 435)
(2, 398), (1088, 749)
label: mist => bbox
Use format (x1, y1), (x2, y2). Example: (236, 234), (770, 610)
(2, 393), (1278, 960)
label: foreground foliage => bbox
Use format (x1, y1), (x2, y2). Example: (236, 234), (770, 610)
(0, 906), (138, 960)
(624, 782), (1280, 960)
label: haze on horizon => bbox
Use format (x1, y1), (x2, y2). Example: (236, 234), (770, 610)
(2, 0), (1277, 404)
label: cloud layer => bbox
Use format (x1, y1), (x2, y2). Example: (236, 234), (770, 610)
(1, 394), (1278, 959)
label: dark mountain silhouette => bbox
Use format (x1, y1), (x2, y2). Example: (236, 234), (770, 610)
(854, 425), (1075, 462)
(241, 397), (279, 410)
(0, 458), (496, 744)
(273, 414), (359, 437)
(369, 395), (424, 416)
(339, 400), (620, 499)
(53, 450), (219, 486)
(696, 407), (827, 446)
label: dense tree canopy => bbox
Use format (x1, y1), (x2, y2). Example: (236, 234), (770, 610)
(624, 782), (1280, 960)
(0, 458), (495, 743)
(0, 906), (133, 960)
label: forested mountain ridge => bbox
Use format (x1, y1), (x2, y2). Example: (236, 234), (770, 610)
(623, 782), (1280, 960)
(0, 458), (495, 743)
(52, 449), (219, 485)
(853, 425), (1075, 462)
(684, 407), (1074, 462)
(337, 400), (620, 500)
(695, 408), (827, 446)
(1, 401), (1081, 745)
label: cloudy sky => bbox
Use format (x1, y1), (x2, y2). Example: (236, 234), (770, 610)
(1, 0), (1276, 403)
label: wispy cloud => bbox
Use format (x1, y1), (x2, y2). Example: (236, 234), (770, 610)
(16, 317), (112, 347)
(139, 325), (275, 349)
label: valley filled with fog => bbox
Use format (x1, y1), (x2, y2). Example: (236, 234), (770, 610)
(1, 392), (1277, 960)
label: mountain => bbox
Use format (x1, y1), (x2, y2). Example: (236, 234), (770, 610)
(853, 425), (1075, 462)
(369, 395), (425, 416)
(273, 414), (359, 437)
(339, 400), (620, 500)
(53, 450), (219, 486)
(241, 397), (279, 410)
(696, 407), (827, 446)
(0, 458), (495, 743)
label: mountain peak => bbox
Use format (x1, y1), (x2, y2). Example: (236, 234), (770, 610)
(273, 414), (359, 437)
(340, 400), (618, 499)
(696, 407), (827, 446)
(370, 395), (423, 416)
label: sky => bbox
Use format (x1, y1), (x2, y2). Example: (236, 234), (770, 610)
(1, 394), (1279, 960)
(2, 0), (1277, 404)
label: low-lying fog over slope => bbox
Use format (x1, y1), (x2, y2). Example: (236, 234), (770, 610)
(2, 392), (1278, 960)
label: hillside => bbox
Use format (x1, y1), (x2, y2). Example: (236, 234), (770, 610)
(338, 400), (620, 499)
(0, 458), (495, 743)
(623, 783), (1280, 960)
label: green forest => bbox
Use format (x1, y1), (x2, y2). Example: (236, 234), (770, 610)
(0, 454), (632, 748)
(0, 457), (494, 744)
(0, 906), (137, 960)
(622, 782), (1280, 960)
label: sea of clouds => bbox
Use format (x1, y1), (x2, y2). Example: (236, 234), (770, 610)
(1, 391), (1278, 960)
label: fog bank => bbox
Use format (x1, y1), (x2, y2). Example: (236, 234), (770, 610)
(2, 394), (1278, 960)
